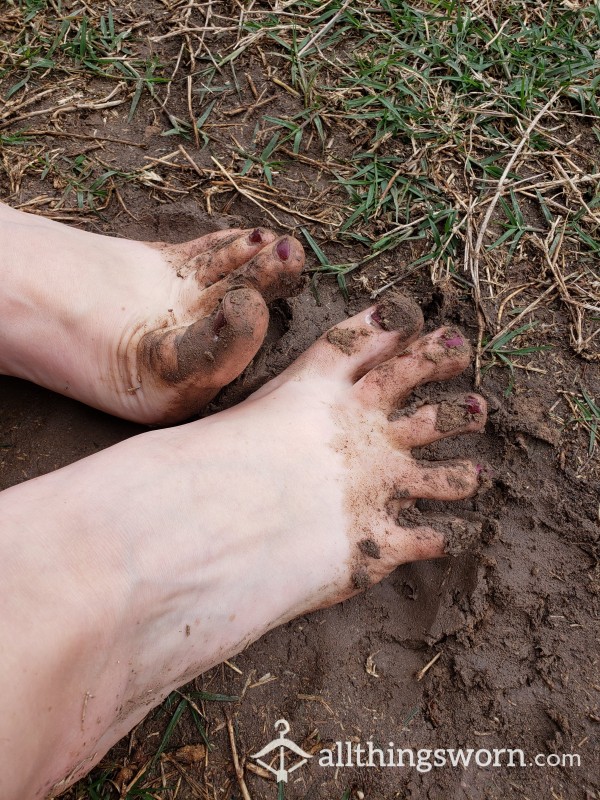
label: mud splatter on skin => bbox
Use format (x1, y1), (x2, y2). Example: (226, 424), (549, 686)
(326, 327), (370, 355)
(358, 538), (381, 559)
(424, 327), (471, 365)
(351, 566), (372, 591)
(139, 289), (259, 386)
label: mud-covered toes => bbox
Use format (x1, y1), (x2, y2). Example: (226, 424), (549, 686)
(181, 228), (278, 284)
(234, 235), (305, 302)
(186, 235), (305, 316)
(391, 393), (487, 447)
(353, 326), (472, 409)
(395, 509), (484, 560)
(399, 458), (481, 501)
(138, 287), (268, 420)
(291, 293), (425, 381)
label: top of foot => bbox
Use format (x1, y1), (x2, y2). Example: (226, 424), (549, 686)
(0, 203), (305, 424)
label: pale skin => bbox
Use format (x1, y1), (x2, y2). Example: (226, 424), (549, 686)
(0, 203), (487, 799)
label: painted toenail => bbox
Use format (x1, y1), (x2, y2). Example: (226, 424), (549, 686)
(249, 228), (262, 244)
(276, 238), (290, 261)
(465, 395), (482, 415)
(443, 334), (464, 348)
(369, 309), (384, 328)
(213, 308), (227, 336)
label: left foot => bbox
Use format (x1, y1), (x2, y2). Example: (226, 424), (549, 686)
(0, 295), (487, 799)
(0, 203), (304, 423)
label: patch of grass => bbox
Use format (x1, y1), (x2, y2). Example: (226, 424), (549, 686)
(239, 0), (600, 343)
(482, 322), (552, 395)
(568, 389), (599, 457)
(1, 8), (168, 118)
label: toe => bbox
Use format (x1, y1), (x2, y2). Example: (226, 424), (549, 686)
(392, 393), (487, 447)
(187, 235), (305, 315)
(353, 326), (472, 410)
(289, 293), (424, 383)
(138, 287), (268, 423)
(399, 458), (480, 501)
(233, 234), (305, 302)
(181, 228), (277, 285)
(392, 510), (483, 561)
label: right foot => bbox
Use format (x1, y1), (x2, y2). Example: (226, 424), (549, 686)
(0, 203), (304, 423)
(0, 294), (488, 799)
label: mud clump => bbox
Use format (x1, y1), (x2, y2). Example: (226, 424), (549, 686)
(358, 538), (381, 559)
(435, 395), (484, 433)
(397, 508), (484, 555)
(374, 292), (423, 335)
(438, 516), (483, 556)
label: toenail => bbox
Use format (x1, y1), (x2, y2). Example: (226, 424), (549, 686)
(369, 309), (384, 328)
(443, 333), (464, 348)
(465, 395), (482, 415)
(276, 237), (290, 261)
(249, 228), (262, 244)
(213, 308), (227, 336)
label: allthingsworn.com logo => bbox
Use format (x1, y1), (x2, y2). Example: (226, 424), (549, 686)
(250, 719), (582, 795)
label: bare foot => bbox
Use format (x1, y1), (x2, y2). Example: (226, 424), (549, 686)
(0, 295), (487, 799)
(0, 203), (304, 423)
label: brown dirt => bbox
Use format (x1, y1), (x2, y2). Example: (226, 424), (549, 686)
(374, 292), (424, 336)
(435, 396), (483, 433)
(326, 327), (369, 356)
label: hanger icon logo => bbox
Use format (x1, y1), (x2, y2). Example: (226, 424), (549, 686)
(251, 719), (313, 784)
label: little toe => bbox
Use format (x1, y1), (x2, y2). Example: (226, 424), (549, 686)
(392, 393), (487, 448)
(289, 293), (424, 383)
(138, 287), (268, 423)
(353, 326), (472, 410)
(392, 510), (484, 562)
(400, 458), (480, 501)
(181, 228), (277, 285)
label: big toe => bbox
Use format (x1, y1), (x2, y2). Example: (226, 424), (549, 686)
(138, 287), (269, 423)
(265, 293), (424, 389)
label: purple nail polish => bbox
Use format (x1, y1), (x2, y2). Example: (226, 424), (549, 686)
(371, 309), (384, 327)
(249, 228), (262, 244)
(443, 334), (464, 348)
(465, 395), (482, 415)
(213, 308), (227, 336)
(276, 237), (290, 261)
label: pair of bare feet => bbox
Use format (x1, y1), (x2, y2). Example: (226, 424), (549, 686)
(0, 202), (487, 799)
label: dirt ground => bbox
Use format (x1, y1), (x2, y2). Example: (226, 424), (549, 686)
(1, 1), (599, 798)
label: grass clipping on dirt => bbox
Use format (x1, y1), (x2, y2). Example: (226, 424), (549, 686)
(0, 0), (599, 796)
